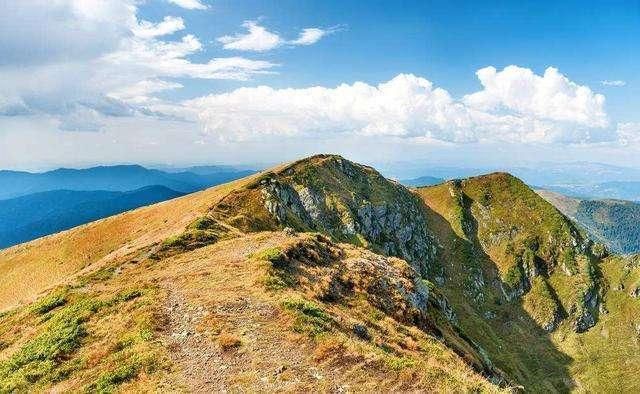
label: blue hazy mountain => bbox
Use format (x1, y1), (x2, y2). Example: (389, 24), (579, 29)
(400, 175), (444, 187)
(546, 182), (640, 202)
(0, 165), (256, 200)
(0, 186), (183, 248)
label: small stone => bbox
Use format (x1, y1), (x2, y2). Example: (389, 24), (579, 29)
(352, 324), (370, 340)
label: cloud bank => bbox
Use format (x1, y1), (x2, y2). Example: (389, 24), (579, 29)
(185, 67), (612, 144)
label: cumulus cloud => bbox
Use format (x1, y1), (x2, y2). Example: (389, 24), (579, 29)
(0, 0), (275, 131)
(463, 66), (608, 128)
(217, 20), (336, 51)
(601, 80), (626, 87)
(185, 68), (613, 144)
(167, 0), (209, 10)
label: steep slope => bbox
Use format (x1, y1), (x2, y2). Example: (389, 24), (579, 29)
(207, 155), (440, 278)
(0, 156), (506, 392)
(0, 186), (184, 249)
(535, 189), (581, 218)
(416, 174), (610, 391)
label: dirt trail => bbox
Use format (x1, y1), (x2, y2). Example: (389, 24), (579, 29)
(159, 282), (353, 392)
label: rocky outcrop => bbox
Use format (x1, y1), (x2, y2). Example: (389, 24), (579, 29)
(256, 155), (440, 278)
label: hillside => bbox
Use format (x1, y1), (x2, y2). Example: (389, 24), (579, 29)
(2, 154), (640, 391)
(0, 156), (505, 392)
(538, 189), (640, 254)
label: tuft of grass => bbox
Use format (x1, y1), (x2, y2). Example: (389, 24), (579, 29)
(218, 333), (242, 350)
(188, 216), (217, 231)
(385, 355), (416, 371)
(113, 289), (143, 304)
(253, 247), (284, 264)
(93, 361), (141, 393)
(162, 230), (218, 251)
(30, 288), (68, 315)
(282, 298), (333, 337)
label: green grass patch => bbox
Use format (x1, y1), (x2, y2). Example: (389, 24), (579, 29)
(162, 229), (218, 251)
(0, 298), (101, 391)
(93, 361), (141, 393)
(282, 298), (333, 337)
(384, 355), (416, 371)
(253, 247), (283, 263)
(188, 216), (217, 230)
(30, 288), (68, 315)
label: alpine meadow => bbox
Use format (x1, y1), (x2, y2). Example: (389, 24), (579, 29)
(1, 0), (639, 392)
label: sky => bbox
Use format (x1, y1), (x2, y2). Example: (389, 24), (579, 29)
(0, 0), (638, 172)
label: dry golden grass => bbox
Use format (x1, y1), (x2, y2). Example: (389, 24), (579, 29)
(217, 333), (242, 350)
(0, 172), (267, 312)
(0, 157), (507, 392)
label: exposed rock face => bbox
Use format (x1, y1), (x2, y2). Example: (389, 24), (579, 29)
(270, 234), (511, 385)
(257, 155), (440, 278)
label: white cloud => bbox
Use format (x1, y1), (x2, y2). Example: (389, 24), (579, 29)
(133, 16), (185, 39)
(184, 69), (613, 144)
(218, 21), (283, 51)
(290, 28), (327, 45)
(0, 0), (276, 131)
(463, 66), (608, 128)
(601, 80), (626, 87)
(108, 79), (184, 104)
(167, 0), (209, 10)
(217, 21), (335, 51)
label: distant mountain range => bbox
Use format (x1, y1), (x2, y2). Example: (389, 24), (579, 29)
(0, 164), (256, 249)
(0, 165), (255, 200)
(537, 189), (640, 254)
(399, 175), (443, 187)
(0, 186), (183, 248)
(544, 182), (640, 201)
(386, 161), (640, 187)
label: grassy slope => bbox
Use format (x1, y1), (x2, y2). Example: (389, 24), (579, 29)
(416, 176), (577, 391)
(550, 255), (640, 392)
(0, 158), (501, 392)
(416, 173), (640, 392)
(0, 232), (501, 392)
(0, 174), (264, 312)
(6, 155), (640, 391)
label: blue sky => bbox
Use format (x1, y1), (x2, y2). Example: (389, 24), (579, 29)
(134, 0), (638, 118)
(0, 0), (638, 171)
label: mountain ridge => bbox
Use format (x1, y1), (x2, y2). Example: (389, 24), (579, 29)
(2, 154), (640, 391)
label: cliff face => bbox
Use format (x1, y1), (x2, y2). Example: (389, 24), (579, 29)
(211, 154), (440, 278)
